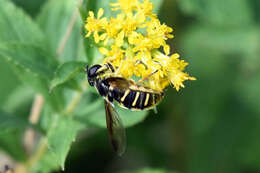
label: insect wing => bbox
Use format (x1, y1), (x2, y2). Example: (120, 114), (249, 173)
(104, 100), (126, 156)
(106, 77), (130, 91)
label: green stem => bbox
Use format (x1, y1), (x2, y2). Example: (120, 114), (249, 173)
(25, 138), (48, 171)
(21, 80), (88, 173)
(64, 80), (89, 115)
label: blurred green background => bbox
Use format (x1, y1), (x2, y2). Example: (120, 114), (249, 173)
(0, 0), (260, 173)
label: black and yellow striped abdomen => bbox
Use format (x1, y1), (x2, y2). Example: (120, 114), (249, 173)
(95, 77), (164, 110)
(111, 86), (164, 111)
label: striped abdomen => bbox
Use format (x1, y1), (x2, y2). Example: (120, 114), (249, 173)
(112, 87), (164, 110)
(95, 77), (164, 110)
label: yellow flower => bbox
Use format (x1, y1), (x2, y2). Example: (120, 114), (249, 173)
(85, 0), (196, 91)
(85, 8), (107, 43)
(101, 45), (125, 67)
(110, 0), (139, 14)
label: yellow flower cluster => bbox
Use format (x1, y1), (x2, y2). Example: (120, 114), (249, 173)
(85, 0), (195, 91)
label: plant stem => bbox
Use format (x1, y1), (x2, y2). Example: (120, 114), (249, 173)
(24, 94), (44, 154)
(56, 0), (83, 57)
(26, 138), (48, 170)
(64, 80), (89, 115)
(21, 81), (87, 173)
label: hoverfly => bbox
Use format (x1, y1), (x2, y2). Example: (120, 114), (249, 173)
(86, 63), (164, 155)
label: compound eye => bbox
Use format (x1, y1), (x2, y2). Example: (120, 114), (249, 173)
(88, 64), (102, 77)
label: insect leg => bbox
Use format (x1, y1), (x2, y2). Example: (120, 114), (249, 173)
(115, 59), (124, 75)
(136, 70), (159, 84)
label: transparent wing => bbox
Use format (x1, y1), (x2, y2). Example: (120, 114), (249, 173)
(104, 100), (126, 156)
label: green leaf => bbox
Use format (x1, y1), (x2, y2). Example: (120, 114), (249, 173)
(50, 61), (86, 91)
(0, 43), (64, 112)
(0, 132), (27, 161)
(0, 0), (64, 111)
(40, 105), (55, 132)
(47, 115), (85, 170)
(0, 0), (47, 45)
(0, 111), (28, 160)
(11, 63), (64, 112)
(3, 85), (34, 112)
(0, 110), (29, 134)
(0, 43), (57, 78)
(75, 93), (149, 128)
(32, 109), (85, 173)
(31, 149), (59, 173)
(11, 0), (46, 17)
(37, 0), (85, 62)
(0, 58), (20, 106)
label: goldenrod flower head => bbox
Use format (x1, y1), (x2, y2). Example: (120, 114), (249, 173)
(85, 0), (196, 91)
